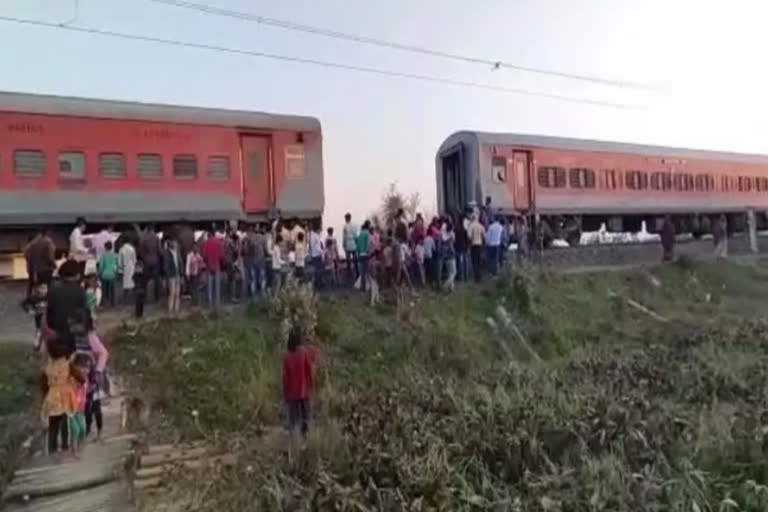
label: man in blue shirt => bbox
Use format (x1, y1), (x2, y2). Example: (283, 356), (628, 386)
(486, 216), (503, 276)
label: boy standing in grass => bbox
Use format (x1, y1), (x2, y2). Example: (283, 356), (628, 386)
(282, 329), (314, 437)
(98, 241), (118, 308)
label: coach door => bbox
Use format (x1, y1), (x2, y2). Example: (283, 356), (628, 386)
(240, 135), (272, 213)
(511, 151), (531, 211)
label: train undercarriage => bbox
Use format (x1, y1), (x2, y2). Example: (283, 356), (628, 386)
(533, 211), (767, 247)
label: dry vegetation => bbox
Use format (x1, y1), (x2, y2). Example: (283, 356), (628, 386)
(115, 259), (768, 511)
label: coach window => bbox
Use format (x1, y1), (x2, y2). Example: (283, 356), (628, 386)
(673, 173), (693, 191)
(602, 169), (618, 189)
(13, 150), (45, 178)
(651, 172), (672, 190)
(491, 156), (506, 183)
(569, 168), (595, 188)
(758, 177), (768, 192)
(537, 166), (566, 188)
(625, 170), (648, 190)
(738, 176), (753, 192)
(694, 174), (714, 191)
(285, 146), (306, 179)
(137, 154), (163, 180)
(173, 155), (198, 180)
(99, 153), (126, 179)
(207, 156), (230, 181)
(553, 167), (566, 187)
(58, 152), (85, 181)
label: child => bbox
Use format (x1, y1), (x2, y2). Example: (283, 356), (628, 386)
(84, 275), (100, 319)
(324, 235), (339, 289)
(21, 282), (47, 351)
(40, 341), (76, 454)
(282, 329), (314, 438)
(98, 241), (118, 308)
(85, 316), (109, 439)
(69, 353), (90, 456)
(294, 232), (307, 283)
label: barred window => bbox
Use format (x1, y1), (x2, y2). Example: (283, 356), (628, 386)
(694, 174), (714, 191)
(568, 168), (596, 188)
(673, 173), (694, 191)
(757, 177), (768, 192)
(625, 170), (648, 190)
(207, 156), (230, 181)
(491, 156), (506, 183)
(173, 155), (197, 180)
(537, 166), (566, 188)
(99, 153), (126, 178)
(602, 169), (618, 189)
(738, 176), (753, 192)
(651, 172), (672, 190)
(14, 150), (45, 178)
(137, 154), (163, 180)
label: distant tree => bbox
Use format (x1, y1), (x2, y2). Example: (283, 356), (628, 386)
(380, 183), (421, 228)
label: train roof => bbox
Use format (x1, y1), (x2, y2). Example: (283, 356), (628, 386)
(438, 131), (768, 165)
(0, 90), (321, 132)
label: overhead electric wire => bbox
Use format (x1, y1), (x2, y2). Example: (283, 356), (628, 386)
(149, 0), (650, 89)
(0, 15), (639, 109)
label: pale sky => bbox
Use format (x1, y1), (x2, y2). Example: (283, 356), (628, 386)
(3, 0), (768, 228)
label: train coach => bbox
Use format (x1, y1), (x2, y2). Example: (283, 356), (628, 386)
(437, 131), (768, 245)
(0, 91), (323, 253)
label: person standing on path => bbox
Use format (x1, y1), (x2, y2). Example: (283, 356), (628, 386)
(40, 341), (76, 454)
(486, 216), (503, 276)
(661, 215), (676, 262)
(139, 225), (162, 303)
(308, 223), (325, 289)
(356, 221), (371, 292)
(201, 229), (224, 311)
(342, 213), (359, 285)
(46, 260), (88, 355)
(468, 214), (486, 281)
(118, 235), (137, 305)
(282, 329), (315, 438)
(97, 241), (118, 308)
(163, 238), (183, 315)
(25, 227), (56, 293)
(69, 217), (88, 278)
(713, 214), (728, 258)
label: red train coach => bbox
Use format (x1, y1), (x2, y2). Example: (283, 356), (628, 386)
(0, 91), (323, 252)
(437, 131), (768, 244)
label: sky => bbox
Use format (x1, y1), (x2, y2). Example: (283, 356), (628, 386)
(3, 0), (768, 228)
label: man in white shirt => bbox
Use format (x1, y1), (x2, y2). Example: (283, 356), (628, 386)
(69, 217), (88, 277)
(468, 214), (485, 281)
(342, 213), (359, 284)
(486, 216), (503, 276)
(308, 224), (325, 288)
(92, 225), (113, 261)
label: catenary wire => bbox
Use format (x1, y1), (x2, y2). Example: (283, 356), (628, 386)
(0, 15), (640, 109)
(148, 0), (652, 89)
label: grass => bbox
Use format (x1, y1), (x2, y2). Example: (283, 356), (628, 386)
(114, 260), (768, 511)
(0, 343), (40, 497)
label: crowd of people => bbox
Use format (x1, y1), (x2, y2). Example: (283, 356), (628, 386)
(21, 201), (526, 324)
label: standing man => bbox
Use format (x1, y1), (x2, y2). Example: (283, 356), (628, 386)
(713, 214), (728, 259)
(468, 214), (486, 281)
(486, 216), (503, 276)
(69, 217), (88, 277)
(139, 225), (162, 302)
(46, 259), (88, 355)
(25, 228), (56, 291)
(660, 215), (675, 262)
(308, 223), (325, 289)
(342, 213), (359, 285)
(201, 228), (224, 311)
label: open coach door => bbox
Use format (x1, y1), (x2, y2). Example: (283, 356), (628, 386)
(511, 151), (531, 212)
(240, 135), (272, 214)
